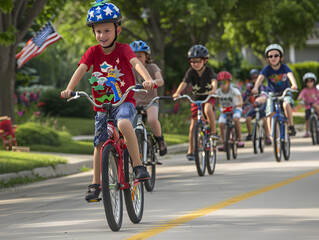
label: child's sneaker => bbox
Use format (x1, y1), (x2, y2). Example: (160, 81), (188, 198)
(218, 145), (225, 151)
(288, 126), (296, 136)
(85, 184), (101, 202)
(237, 141), (245, 148)
(303, 132), (310, 138)
(245, 134), (252, 141)
(265, 136), (272, 145)
(186, 153), (195, 161)
(210, 133), (220, 140)
(154, 135), (167, 156)
(133, 165), (150, 180)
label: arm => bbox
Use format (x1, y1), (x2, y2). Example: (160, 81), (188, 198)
(172, 81), (188, 98)
(252, 74), (264, 94)
(154, 70), (164, 87)
(287, 72), (298, 90)
(130, 57), (154, 90)
(209, 78), (218, 94)
(61, 63), (88, 98)
(236, 94), (243, 108)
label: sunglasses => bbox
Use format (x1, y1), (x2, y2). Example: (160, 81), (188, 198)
(218, 81), (228, 85)
(189, 59), (203, 64)
(267, 54), (280, 59)
(305, 79), (314, 83)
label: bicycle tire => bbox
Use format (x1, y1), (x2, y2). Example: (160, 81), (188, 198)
(144, 134), (156, 191)
(259, 124), (265, 153)
(252, 121), (259, 154)
(194, 122), (206, 176)
(206, 138), (216, 175)
(225, 124), (231, 160)
(273, 117), (282, 162)
(101, 144), (123, 232)
(231, 126), (237, 159)
(282, 122), (290, 161)
(310, 116), (317, 145)
(123, 149), (144, 224)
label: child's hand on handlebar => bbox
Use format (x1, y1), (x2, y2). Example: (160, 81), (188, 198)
(251, 87), (258, 95)
(172, 92), (180, 99)
(291, 85), (298, 90)
(142, 80), (154, 90)
(60, 89), (73, 99)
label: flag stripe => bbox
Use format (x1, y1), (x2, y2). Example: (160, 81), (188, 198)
(16, 21), (61, 69)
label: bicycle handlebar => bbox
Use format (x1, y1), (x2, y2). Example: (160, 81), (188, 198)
(67, 85), (145, 108)
(260, 88), (298, 101)
(173, 94), (219, 105)
(140, 96), (172, 110)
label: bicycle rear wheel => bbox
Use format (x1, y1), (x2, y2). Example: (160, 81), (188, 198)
(123, 149), (144, 224)
(194, 122), (206, 176)
(101, 144), (123, 231)
(206, 138), (216, 175)
(282, 122), (290, 161)
(144, 134), (156, 191)
(310, 116), (318, 145)
(273, 117), (282, 162)
(225, 124), (231, 160)
(252, 121), (259, 154)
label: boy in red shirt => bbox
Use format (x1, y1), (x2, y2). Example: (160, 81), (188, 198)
(61, 1), (155, 201)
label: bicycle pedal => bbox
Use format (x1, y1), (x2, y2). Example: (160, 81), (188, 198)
(86, 198), (102, 203)
(156, 161), (163, 165)
(135, 177), (150, 183)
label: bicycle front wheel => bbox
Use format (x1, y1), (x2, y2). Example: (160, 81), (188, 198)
(194, 122), (206, 176)
(252, 121), (259, 154)
(310, 116), (318, 145)
(123, 149), (144, 224)
(273, 117), (282, 162)
(101, 144), (123, 232)
(282, 122), (290, 161)
(144, 134), (156, 191)
(206, 138), (216, 175)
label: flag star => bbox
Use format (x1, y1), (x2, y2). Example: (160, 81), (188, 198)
(96, 14), (103, 20)
(96, 6), (101, 11)
(103, 6), (113, 16)
(120, 80), (125, 87)
(113, 5), (119, 13)
(116, 58), (119, 64)
(113, 14), (117, 18)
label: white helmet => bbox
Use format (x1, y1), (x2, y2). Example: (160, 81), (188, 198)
(302, 72), (317, 83)
(265, 44), (284, 57)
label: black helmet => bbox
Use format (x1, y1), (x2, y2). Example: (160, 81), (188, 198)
(188, 45), (209, 59)
(249, 69), (259, 79)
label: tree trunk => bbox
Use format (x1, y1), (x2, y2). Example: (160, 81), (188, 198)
(0, 45), (17, 122)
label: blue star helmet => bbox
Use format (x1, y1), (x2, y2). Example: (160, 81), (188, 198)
(129, 40), (151, 55)
(87, 0), (122, 27)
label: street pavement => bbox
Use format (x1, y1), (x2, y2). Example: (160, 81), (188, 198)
(1, 128), (319, 240)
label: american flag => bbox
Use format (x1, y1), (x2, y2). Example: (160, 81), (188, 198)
(16, 21), (61, 69)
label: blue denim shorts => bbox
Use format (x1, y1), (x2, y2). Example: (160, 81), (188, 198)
(218, 108), (242, 124)
(93, 102), (136, 147)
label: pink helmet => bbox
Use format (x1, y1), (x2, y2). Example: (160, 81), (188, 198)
(217, 71), (232, 81)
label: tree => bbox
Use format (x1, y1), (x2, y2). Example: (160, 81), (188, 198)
(0, 0), (64, 121)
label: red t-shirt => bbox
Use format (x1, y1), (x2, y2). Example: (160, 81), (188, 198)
(79, 42), (136, 111)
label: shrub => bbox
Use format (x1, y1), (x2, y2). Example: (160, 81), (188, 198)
(15, 122), (60, 146)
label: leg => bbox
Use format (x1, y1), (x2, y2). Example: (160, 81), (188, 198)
(93, 143), (103, 184)
(188, 119), (196, 154)
(246, 116), (252, 139)
(204, 103), (217, 134)
(283, 101), (294, 126)
(219, 122), (224, 143)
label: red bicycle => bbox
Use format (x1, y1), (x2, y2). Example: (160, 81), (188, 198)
(67, 85), (147, 231)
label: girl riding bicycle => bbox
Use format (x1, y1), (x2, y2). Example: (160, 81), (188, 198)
(297, 72), (319, 137)
(130, 40), (167, 156)
(60, 1), (154, 201)
(252, 44), (298, 137)
(172, 45), (218, 161)
(216, 71), (245, 151)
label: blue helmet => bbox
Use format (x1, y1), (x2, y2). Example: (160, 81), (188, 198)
(249, 69), (259, 79)
(87, 0), (122, 27)
(129, 40), (151, 55)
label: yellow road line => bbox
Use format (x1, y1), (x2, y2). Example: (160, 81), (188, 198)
(127, 168), (319, 240)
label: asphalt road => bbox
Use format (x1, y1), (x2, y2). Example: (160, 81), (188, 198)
(1, 137), (319, 240)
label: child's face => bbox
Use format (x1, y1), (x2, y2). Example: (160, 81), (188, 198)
(305, 78), (315, 88)
(250, 74), (258, 84)
(135, 52), (148, 65)
(266, 50), (282, 67)
(189, 58), (206, 71)
(94, 22), (120, 48)
(219, 80), (230, 92)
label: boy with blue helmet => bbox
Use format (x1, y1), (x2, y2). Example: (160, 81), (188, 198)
(130, 40), (167, 156)
(61, 0), (157, 201)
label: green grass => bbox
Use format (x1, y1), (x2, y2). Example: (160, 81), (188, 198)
(0, 151), (67, 174)
(56, 117), (95, 136)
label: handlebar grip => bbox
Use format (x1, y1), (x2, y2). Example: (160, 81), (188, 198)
(71, 92), (76, 96)
(135, 84), (144, 89)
